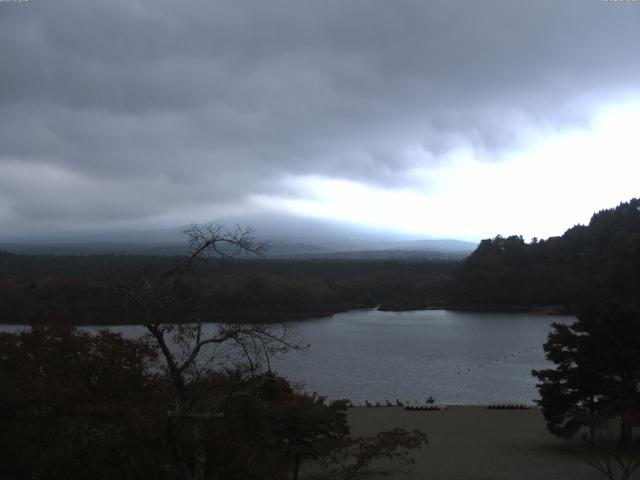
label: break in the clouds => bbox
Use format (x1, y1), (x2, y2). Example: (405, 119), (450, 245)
(1, 0), (639, 241)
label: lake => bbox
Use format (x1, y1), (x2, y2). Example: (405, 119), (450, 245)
(270, 309), (571, 405)
(2, 309), (572, 405)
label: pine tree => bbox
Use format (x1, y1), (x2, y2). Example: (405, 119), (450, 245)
(533, 302), (640, 448)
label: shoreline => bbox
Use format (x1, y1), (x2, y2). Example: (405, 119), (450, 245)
(0, 304), (574, 327)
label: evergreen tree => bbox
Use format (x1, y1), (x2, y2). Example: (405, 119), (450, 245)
(533, 319), (604, 446)
(533, 301), (640, 447)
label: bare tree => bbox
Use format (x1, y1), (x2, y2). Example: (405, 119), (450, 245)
(585, 449), (640, 480)
(116, 224), (301, 480)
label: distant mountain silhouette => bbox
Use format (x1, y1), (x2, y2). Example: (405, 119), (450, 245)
(212, 213), (476, 258)
(0, 212), (476, 259)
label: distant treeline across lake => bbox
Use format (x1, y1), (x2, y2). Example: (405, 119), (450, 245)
(0, 198), (637, 324)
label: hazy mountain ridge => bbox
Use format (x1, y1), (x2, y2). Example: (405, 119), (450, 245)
(0, 213), (476, 259)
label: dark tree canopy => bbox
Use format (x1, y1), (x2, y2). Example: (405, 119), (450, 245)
(451, 198), (640, 311)
(0, 324), (427, 480)
(0, 324), (165, 480)
(533, 301), (640, 447)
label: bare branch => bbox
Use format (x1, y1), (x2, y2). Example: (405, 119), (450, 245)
(585, 449), (640, 480)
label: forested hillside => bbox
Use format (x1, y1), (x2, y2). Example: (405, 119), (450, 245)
(450, 198), (640, 311)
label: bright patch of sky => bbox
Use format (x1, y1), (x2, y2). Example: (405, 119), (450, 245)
(254, 99), (640, 241)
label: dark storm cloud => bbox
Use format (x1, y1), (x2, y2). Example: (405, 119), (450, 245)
(0, 0), (639, 235)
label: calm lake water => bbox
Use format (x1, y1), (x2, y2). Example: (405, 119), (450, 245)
(270, 309), (572, 405)
(2, 309), (572, 405)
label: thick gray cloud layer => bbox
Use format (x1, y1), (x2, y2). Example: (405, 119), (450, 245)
(1, 0), (639, 237)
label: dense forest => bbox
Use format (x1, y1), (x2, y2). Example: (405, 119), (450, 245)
(449, 198), (640, 312)
(0, 253), (455, 324)
(0, 198), (638, 324)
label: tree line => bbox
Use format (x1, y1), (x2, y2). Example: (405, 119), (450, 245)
(3, 198), (637, 325)
(450, 198), (640, 312)
(0, 252), (456, 324)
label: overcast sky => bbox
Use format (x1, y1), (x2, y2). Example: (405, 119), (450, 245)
(1, 0), (639, 242)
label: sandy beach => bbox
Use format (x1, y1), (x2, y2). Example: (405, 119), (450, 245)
(348, 406), (604, 480)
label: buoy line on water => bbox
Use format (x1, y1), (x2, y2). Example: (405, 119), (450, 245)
(353, 400), (533, 410)
(486, 403), (532, 410)
(453, 344), (542, 375)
